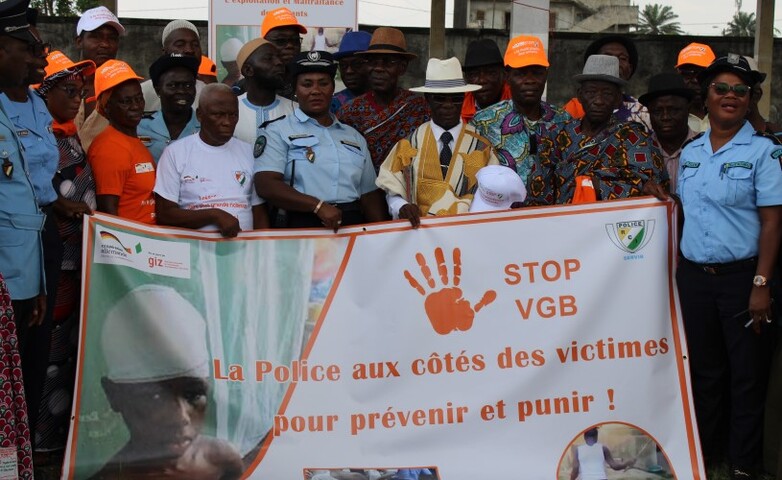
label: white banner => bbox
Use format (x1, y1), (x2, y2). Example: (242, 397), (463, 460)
(66, 198), (704, 479)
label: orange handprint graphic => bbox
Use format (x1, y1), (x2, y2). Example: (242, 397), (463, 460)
(403, 247), (497, 335)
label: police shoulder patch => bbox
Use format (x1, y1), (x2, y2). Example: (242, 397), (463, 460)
(682, 132), (705, 149)
(254, 135), (267, 158)
(772, 149), (782, 160)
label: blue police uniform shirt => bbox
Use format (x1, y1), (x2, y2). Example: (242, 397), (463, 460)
(137, 110), (200, 164)
(0, 107), (45, 300)
(678, 121), (782, 264)
(0, 90), (58, 205)
(253, 107), (377, 204)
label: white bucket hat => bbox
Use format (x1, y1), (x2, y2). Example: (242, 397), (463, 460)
(469, 165), (527, 212)
(410, 57), (481, 94)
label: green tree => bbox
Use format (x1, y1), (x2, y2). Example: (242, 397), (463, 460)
(723, 11), (756, 36)
(31, 0), (100, 17)
(637, 4), (683, 35)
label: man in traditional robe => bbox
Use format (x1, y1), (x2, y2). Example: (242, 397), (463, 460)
(376, 57), (499, 227)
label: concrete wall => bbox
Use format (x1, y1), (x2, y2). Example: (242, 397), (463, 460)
(35, 17), (780, 122)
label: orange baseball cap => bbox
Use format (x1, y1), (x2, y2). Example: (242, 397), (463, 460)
(198, 55), (217, 77)
(89, 59), (142, 103)
(261, 7), (307, 38)
(675, 42), (715, 68)
(504, 34), (549, 68)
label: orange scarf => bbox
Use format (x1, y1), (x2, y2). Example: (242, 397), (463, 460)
(52, 119), (78, 138)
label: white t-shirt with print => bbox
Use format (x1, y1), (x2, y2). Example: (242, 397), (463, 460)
(154, 134), (263, 231)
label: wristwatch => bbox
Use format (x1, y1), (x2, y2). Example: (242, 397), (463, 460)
(753, 274), (768, 287)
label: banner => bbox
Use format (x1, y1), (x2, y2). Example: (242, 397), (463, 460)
(209, 0), (357, 82)
(64, 198), (705, 479)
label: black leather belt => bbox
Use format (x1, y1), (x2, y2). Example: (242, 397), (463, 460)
(332, 201), (361, 212)
(680, 256), (757, 275)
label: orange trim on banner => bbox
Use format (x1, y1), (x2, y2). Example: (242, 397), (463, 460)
(66, 216), (96, 479)
(241, 236), (358, 478)
(665, 202), (703, 476)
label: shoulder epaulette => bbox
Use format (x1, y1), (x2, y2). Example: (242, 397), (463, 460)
(259, 115), (286, 130)
(682, 132), (705, 149)
(755, 129), (782, 146)
(141, 111), (156, 120)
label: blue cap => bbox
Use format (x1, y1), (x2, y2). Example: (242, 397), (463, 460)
(333, 31), (371, 60)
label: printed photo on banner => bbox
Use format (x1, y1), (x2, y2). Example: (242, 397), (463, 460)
(68, 224), (349, 479)
(303, 466), (440, 479)
(556, 422), (677, 479)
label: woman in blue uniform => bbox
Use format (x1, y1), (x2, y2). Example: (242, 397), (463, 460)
(253, 51), (387, 230)
(676, 54), (782, 478)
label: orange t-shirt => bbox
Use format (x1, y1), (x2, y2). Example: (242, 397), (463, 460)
(88, 125), (157, 224)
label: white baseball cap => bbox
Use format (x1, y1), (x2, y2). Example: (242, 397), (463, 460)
(469, 165), (526, 212)
(76, 6), (126, 36)
(101, 285), (209, 383)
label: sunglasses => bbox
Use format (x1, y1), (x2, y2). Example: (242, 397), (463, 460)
(56, 85), (88, 99)
(709, 82), (751, 97)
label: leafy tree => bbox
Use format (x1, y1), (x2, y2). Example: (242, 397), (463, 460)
(637, 4), (683, 35)
(723, 11), (756, 36)
(31, 0), (100, 17)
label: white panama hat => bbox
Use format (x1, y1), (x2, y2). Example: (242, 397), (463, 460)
(410, 57), (481, 94)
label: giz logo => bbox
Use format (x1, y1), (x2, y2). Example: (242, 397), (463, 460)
(606, 219), (655, 253)
(403, 247), (496, 335)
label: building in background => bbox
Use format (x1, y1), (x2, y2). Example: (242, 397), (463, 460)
(454, 0), (638, 33)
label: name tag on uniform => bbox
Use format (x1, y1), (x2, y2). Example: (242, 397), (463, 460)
(135, 162), (154, 174)
(138, 135), (152, 144)
(16, 129), (29, 137)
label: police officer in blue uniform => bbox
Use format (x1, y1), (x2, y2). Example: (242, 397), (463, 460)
(138, 53), (200, 163)
(0, 0), (49, 452)
(677, 54), (782, 478)
(253, 51), (387, 230)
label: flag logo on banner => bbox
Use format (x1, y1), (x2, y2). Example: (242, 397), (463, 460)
(606, 219), (655, 253)
(403, 247), (497, 335)
(98, 230), (133, 255)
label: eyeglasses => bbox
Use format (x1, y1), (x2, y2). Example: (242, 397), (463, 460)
(112, 94), (145, 108)
(429, 94), (465, 105)
(338, 58), (368, 71)
(266, 35), (302, 48)
(366, 57), (404, 69)
(709, 82), (751, 97)
(677, 68), (701, 79)
(56, 85), (88, 99)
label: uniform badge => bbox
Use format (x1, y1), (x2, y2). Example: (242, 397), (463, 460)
(772, 149), (782, 159)
(235, 171), (247, 186)
(306, 146), (315, 162)
(2, 158), (12, 178)
(254, 136), (266, 158)
(17, 129), (29, 137)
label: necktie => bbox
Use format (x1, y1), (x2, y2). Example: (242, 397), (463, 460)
(439, 131), (453, 177)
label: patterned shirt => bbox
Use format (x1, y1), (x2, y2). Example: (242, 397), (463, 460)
(337, 89), (430, 171)
(530, 117), (668, 205)
(470, 99), (570, 185)
(330, 88), (358, 114)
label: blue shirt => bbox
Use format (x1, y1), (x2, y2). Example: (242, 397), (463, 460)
(0, 90), (58, 205)
(137, 109), (200, 164)
(0, 107), (45, 300)
(678, 121), (782, 264)
(254, 108), (377, 203)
